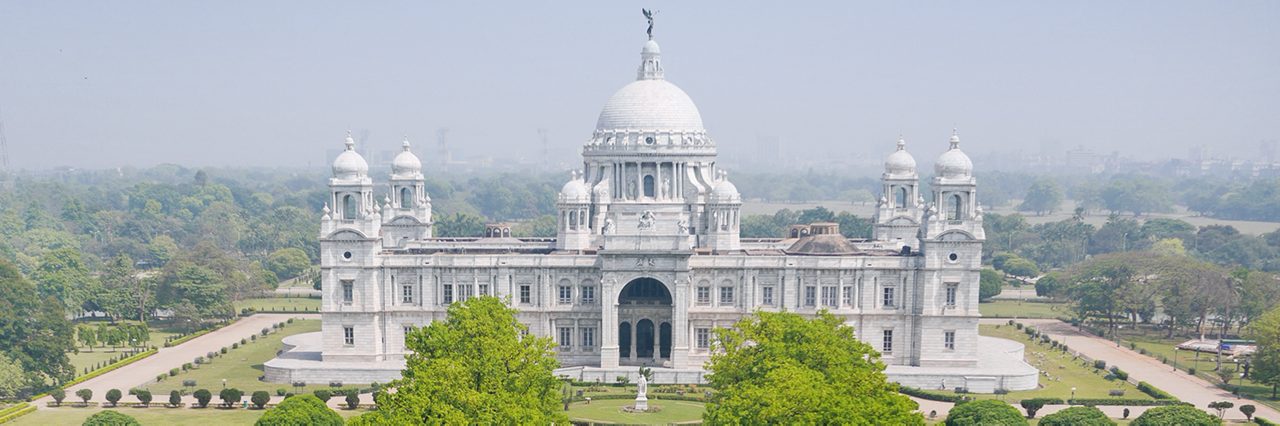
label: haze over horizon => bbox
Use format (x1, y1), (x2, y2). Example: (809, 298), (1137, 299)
(1, 1), (1276, 170)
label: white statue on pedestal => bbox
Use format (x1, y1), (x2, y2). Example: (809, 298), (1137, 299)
(634, 374), (649, 411)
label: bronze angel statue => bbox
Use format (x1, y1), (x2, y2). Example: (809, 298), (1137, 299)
(643, 8), (657, 39)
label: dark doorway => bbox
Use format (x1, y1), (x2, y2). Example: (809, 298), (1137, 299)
(636, 319), (655, 358)
(619, 322), (631, 359)
(659, 322), (672, 358)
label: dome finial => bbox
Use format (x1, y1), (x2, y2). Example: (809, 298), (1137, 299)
(402, 135), (411, 151)
(643, 8), (658, 40)
(344, 130), (355, 151)
(897, 135), (906, 151)
(949, 128), (960, 149)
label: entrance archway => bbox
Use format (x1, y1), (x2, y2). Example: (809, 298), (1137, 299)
(617, 277), (673, 365)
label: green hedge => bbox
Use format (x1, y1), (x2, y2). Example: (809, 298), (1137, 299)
(1067, 398), (1185, 406)
(165, 329), (214, 347)
(0, 403), (30, 418)
(1017, 397), (1064, 405)
(1135, 381), (1178, 400)
(898, 385), (973, 403)
(0, 404), (35, 424)
(1256, 417), (1276, 426)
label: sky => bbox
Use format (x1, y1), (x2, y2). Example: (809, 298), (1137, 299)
(0, 1), (1277, 170)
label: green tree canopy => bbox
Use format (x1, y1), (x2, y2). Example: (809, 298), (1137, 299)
(979, 269), (1004, 302)
(255, 394), (342, 426)
(360, 296), (565, 424)
(1038, 406), (1115, 426)
(0, 259), (75, 388)
(1018, 177), (1063, 216)
(704, 310), (922, 425)
(1130, 405), (1221, 426)
(82, 410), (140, 426)
(1249, 305), (1280, 399)
(943, 399), (1027, 426)
(266, 248), (311, 280)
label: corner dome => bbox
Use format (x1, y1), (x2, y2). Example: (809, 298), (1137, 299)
(884, 137), (917, 178)
(711, 171), (740, 202)
(391, 139), (422, 177)
(332, 133), (368, 178)
(934, 131), (973, 179)
(559, 171), (590, 202)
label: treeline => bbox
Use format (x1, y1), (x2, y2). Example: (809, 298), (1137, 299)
(740, 207), (872, 239)
(985, 211), (1280, 272)
(1036, 251), (1280, 341)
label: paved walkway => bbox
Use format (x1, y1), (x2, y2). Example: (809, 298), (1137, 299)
(35, 314), (322, 410)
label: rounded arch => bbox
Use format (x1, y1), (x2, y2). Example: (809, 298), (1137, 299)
(643, 175), (655, 198)
(618, 277), (672, 305)
(896, 186), (908, 207)
(619, 321), (632, 358)
(342, 194), (357, 220)
(949, 193), (964, 220)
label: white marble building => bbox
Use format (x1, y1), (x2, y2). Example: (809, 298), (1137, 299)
(265, 35), (1037, 393)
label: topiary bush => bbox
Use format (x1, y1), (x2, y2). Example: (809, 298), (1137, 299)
(105, 389), (122, 407)
(220, 388), (244, 407)
(1094, 360), (1107, 370)
(254, 394), (343, 426)
(51, 388), (66, 406)
(345, 392), (359, 410)
(313, 389), (332, 402)
(83, 410), (140, 426)
(1131, 405), (1221, 426)
(169, 390), (181, 407)
(135, 389), (152, 406)
(944, 399), (1028, 426)
(1020, 398), (1051, 419)
(251, 391), (271, 409)
(1039, 406), (1114, 426)
(193, 389), (212, 408)
(76, 388), (93, 405)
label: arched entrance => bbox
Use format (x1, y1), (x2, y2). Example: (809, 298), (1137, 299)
(617, 277), (673, 366)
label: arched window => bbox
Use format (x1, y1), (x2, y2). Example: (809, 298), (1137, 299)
(949, 194), (963, 220)
(342, 194), (357, 220)
(569, 211), (578, 230)
(643, 175), (655, 198)
(400, 187), (413, 208)
(896, 187), (908, 207)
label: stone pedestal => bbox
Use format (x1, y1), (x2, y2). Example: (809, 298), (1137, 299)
(634, 395), (648, 411)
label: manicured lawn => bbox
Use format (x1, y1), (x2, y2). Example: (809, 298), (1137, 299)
(980, 300), (1074, 319)
(567, 398), (705, 424)
(142, 319), (352, 395)
(937, 324), (1151, 401)
(233, 297), (320, 313)
(11, 406), (365, 425)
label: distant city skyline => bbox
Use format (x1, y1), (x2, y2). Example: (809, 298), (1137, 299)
(1, 1), (1277, 170)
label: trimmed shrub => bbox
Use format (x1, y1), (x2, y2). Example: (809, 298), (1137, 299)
(83, 410), (140, 426)
(251, 391), (271, 409)
(220, 347), (228, 354)
(51, 388), (66, 406)
(1039, 406), (1115, 426)
(135, 389), (152, 406)
(254, 394), (343, 426)
(169, 368), (179, 377)
(345, 393), (359, 410)
(276, 388), (287, 396)
(1137, 381), (1178, 400)
(193, 389), (212, 408)
(1131, 405), (1221, 426)
(1093, 360), (1107, 370)
(76, 388), (93, 404)
(183, 379), (197, 388)
(1241, 405), (1256, 421)
(105, 389), (122, 407)
(944, 399), (1028, 426)
(313, 389), (332, 402)
(1020, 398), (1052, 419)
(898, 385), (972, 403)
(169, 390), (181, 407)
(220, 388), (244, 407)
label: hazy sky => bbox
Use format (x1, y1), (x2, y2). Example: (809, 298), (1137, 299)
(1, 1), (1277, 169)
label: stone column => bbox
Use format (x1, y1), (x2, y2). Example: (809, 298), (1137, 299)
(627, 318), (636, 363)
(601, 301), (619, 368)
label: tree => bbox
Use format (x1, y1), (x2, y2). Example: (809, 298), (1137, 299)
(82, 410), (140, 426)
(1240, 404), (1256, 421)
(169, 390), (181, 407)
(220, 388), (244, 407)
(193, 389), (212, 408)
(1038, 406), (1114, 425)
(266, 248), (311, 281)
(251, 390), (271, 409)
(31, 247), (99, 313)
(944, 399), (1027, 426)
(312, 389), (331, 403)
(135, 389), (152, 406)
(257, 394), (343, 426)
(1208, 401), (1234, 419)
(76, 388), (93, 405)
(51, 388), (66, 406)
(1002, 258), (1041, 281)
(1130, 405), (1221, 426)
(705, 310), (922, 425)
(1018, 177), (1063, 216)
(1248, 306), (1280, 399)
(105, 388), (122, 407)
(1035, 274), (1063, 299)
(1019, 398), (1047, 419)
(979, 269), (1004, 302)
(433, 213), (486, 237)
(0, 353), (25, 400)
(345, 392), (360, 410)
(362, 296), (565, 424)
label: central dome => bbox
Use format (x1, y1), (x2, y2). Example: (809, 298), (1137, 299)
(595, 79), (704, 132)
